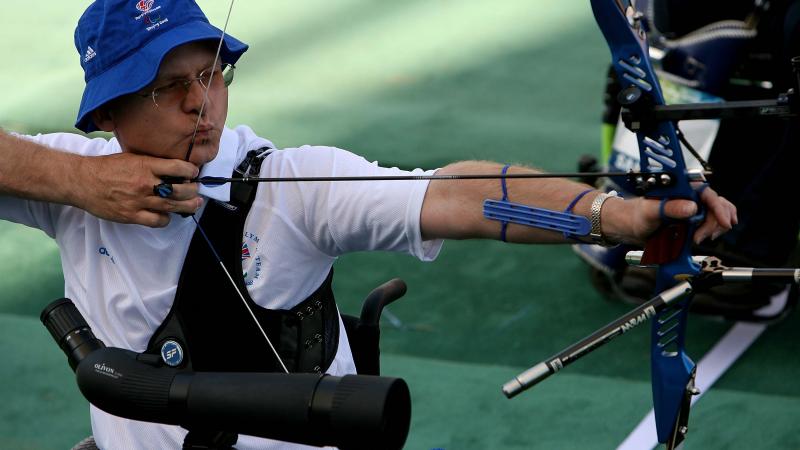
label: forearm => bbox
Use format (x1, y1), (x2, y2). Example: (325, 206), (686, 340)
(0, 130), (84, 206)
(0, 130), (203, 227)
(420, 161), (630, 243)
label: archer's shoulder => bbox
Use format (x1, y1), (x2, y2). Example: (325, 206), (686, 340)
(224, 124), (382, 172)
(266, 144), (378, 173)
(10, 131), (120, 157)
(225, 125), (275, 155)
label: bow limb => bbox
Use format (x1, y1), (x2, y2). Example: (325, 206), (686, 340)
(590, 1), (702, 446)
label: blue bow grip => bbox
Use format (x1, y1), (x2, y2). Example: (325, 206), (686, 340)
(483, 199), (591, 237)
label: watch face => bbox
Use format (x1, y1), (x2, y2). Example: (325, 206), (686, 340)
(160, 340), (184, 367)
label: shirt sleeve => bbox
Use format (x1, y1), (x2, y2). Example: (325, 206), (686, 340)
(258, 145), (443, 261)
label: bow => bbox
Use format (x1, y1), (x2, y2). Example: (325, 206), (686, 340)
(501, 1), (713, 447)
(500, 1), (800, 448)
(592, 1), (700, 446)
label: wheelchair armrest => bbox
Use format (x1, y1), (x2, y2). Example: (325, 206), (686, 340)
(359, 278), (407, 327)
(346, 278), (407, 376)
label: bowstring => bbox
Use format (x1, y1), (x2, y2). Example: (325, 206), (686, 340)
(184, 0), (236, 163)
(186, 0), (290, 374)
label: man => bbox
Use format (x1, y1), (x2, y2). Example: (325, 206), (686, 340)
(0, 0), (737, 449)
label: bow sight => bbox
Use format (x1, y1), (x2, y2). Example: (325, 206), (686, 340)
(618, 57), (800, 131)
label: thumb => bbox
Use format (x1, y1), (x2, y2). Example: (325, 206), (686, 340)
(662, 199), (697, 219)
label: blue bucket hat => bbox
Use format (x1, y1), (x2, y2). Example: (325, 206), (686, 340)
(74, 0), (248, 132)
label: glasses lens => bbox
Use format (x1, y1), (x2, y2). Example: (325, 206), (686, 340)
(149, 64), (235, 107)
(222, 64), (235, 87)
(152, 81), (188, 108)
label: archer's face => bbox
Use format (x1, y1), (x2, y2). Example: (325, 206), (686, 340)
(95, 41), (229, 167)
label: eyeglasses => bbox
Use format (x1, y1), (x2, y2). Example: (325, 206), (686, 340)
(138, 63), (235, 108)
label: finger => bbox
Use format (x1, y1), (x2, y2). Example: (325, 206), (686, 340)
(697, 188), (729, 228)
(149, 158), (200, 181)
(170, 182), (200, 201)
(707, 201), (732, 229)
(726, 200), (739, 225)
(699, 187), (737, 223)
(711, 199), (738, 240)
(661, 199), (697, 219)
(693, 216), (718, 244)
(170, 197), (203, 215)
(713, 199), (737, 230)
(132, 210), (171, 228)
(145, 196), (203, 215)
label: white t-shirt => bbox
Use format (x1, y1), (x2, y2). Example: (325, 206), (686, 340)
(0, 125), (442, 450)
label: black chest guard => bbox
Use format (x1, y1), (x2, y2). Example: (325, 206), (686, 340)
(144, 150), (340, 374)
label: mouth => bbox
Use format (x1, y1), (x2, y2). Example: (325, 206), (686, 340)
(183, 125), (220, 164)
(191, 126), (214, 139)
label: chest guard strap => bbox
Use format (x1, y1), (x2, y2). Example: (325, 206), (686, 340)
(145, 149), (339, 374)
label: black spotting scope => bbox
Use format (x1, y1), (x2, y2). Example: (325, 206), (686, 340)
(41, 298), (411, 449)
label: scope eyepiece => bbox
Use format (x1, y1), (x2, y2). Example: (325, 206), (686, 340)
(40, 298), (105, 371)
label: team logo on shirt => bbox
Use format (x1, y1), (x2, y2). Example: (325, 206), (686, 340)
(242, 231), (263, 286)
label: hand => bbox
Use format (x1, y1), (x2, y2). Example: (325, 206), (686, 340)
(607, 186), (738, 246)
(73, 153), (202, 227)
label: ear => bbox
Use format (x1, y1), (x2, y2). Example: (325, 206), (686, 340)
(91, 105), (117, 132)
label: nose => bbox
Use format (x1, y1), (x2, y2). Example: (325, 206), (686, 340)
(182, 78), (210, 115)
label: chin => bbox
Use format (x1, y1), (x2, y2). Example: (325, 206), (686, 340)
(190, 139), (221, 166)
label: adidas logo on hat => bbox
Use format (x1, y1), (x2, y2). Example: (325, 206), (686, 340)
(84, 46), (97, 63)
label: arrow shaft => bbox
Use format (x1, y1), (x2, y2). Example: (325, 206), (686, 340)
(194, 171), (710, 185)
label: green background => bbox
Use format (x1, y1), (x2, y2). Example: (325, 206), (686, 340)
(1, 1), (798, 449)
